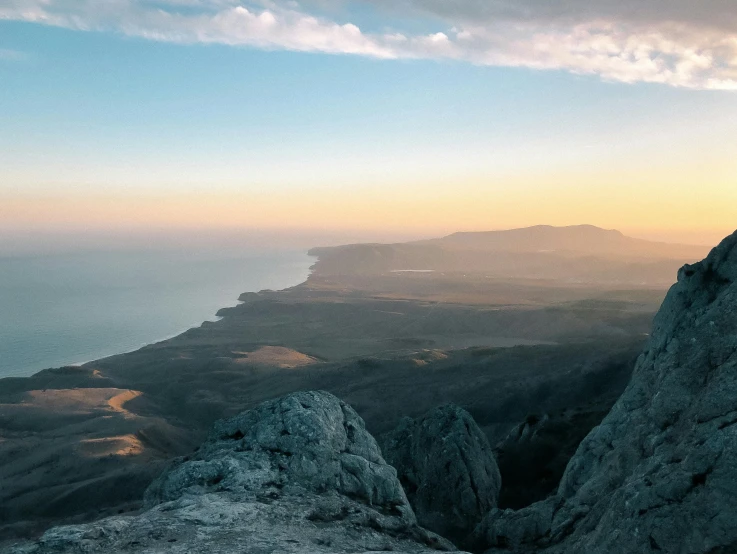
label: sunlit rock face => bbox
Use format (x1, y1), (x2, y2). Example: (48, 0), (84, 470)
(473, 230), (737, 553)
(13, 391), (460, 554)
(382, 405), (501, 545)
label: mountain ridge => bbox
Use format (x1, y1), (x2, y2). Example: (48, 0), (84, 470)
(308, 225), (709, 285)
(427, 225), (705, 256)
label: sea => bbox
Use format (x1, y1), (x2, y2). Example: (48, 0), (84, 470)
(0, 248), (313, 378)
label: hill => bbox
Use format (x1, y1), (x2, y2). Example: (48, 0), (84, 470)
(308, 225), (709, 286)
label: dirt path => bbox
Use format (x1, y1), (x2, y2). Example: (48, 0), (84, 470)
(108, 390), (143, 416)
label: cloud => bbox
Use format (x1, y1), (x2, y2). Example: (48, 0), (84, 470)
(442, 22), (737, 90)
(1, 0), (736, 89)
(0, 0), (394, 57)
(0, 47), (29, 61)
(356, 0), (737, 32)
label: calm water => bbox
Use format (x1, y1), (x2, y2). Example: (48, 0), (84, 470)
(0, 249), (313, 378)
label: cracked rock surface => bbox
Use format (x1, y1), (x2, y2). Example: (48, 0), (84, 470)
(381, 405), (501, 545)
(473, 230), (737, 553)
(12, 391), (460, 554)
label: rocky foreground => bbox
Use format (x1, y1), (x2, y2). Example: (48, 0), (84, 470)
(11, 391), (458, 554)
(11, 230), (737, 553)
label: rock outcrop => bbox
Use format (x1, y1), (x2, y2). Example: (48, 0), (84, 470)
(382, 405), (501, 544)
(473, 230), (737, 553)
(13, 391), (459, 553)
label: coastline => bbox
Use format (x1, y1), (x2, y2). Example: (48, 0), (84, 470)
(68, 316), (227, 370)
(0, 251), (315, 379)
(68, 260), (319, 373)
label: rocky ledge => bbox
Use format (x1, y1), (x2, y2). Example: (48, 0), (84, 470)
(13, 391), (459, 554)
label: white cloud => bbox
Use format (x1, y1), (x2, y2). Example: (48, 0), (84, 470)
(1, 0), (736, 89)
(0, 1), (397, 56)
(0, 47), (29, 61)
(444, 21), (737, 90)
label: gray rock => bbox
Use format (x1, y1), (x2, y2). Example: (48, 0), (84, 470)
(473, 230), (737, 553)
(382, 405), (501, 544)
(14, 391), (462, 553)
(10, 492), (457, 554)
(145, 390), (409, 512)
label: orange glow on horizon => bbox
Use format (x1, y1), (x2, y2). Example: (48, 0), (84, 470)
(2, 171), (734, 247)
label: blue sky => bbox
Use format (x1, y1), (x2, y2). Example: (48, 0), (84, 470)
(0, 1), (735, 241)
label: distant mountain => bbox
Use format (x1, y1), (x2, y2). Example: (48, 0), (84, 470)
(423, 225), (707, 259)
(308, 225), (711, 286)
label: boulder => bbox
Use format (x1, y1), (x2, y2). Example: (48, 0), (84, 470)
(473, 230), (737, 553)
(144, 389), (409, 511)
(382, 405), (501, 544)
(14, 391), (461, 553)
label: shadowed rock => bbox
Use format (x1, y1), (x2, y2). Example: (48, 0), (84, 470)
(13, 391), (460, 553)
(494, 408), (612, 510)
(472, 230), (737, 553)
(382, 405), (501, 544)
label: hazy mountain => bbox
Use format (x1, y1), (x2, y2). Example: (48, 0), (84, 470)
(308, 225), (710, 286)
(424, 225), (707, 259)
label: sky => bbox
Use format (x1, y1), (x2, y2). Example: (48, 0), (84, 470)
(1, 0), (736, 245)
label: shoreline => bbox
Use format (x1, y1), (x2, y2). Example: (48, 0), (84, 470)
(67, 263), (319, 372)
(68, 316), (227, 370)
(1, 252), (316, 380)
